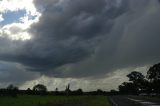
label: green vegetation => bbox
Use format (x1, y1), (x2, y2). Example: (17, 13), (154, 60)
(0, 95), (111, 106)
(118, 62), (160, 95)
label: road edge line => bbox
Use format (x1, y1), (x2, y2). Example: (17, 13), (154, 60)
(108, 97), (118, 106)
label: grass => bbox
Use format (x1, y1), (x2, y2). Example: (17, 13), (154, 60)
(0, 95), (111, 106)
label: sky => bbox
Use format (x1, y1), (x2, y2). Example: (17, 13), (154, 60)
(0, 0), (160, 91)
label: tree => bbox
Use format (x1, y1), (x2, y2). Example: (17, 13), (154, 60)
(147, 63), (160, 93)
(147, 63), (160, 81)
(27, 88), (31, 91)
(6, 84), (18, 97)
(118, 71), (148, 94)
(33, 84), (47, 92)
(127, 71), (147, 93)
(97, 89), (104, 95)
(110, 89), (118, 95)
(26, 88), (32, 95)
(74, 88), (83, 95)
(127, 71), (145, 83)
(55, 88), (59, 95)
(55, 88), (58, 92)
(118, 82), (137, 94)
(65, 84), (71, 95)
(7, 84), (18, 90)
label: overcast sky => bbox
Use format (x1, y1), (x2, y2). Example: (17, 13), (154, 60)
(0, 0), (160, 91)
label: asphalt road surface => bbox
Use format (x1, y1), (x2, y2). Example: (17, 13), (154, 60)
(109, 95), (160, 106)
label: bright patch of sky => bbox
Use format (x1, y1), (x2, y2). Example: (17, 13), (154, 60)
(0, 0), (37, 14)
(0, 14), (4, 22)
(0, 0), (41, 41)
(0, 10), (26, 26)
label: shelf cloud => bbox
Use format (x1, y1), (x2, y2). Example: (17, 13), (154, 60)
(0, 0), (160, 89)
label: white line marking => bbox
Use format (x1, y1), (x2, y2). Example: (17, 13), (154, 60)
(127, 98), (160, 106)
(109, 97), (118, 106)
(127, 98), (142, 102)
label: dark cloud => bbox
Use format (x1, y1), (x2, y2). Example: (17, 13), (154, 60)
(53, 0), (160, 77)
(0, 61), (39, 87)
(32, 0), (127, 40)
(0, 0), (160, 80)
(26, 0), (128, 72)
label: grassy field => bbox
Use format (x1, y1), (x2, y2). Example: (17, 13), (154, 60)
(0, 95), (111, 106)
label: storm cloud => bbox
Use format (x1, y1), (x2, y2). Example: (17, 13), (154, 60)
(28, 0), (128, 73)
(0, 0), (160, 80)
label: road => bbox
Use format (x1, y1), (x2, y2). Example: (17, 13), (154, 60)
(109, 95), (160, 106)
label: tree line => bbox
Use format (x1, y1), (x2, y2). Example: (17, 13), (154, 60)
(0, 83), (84, 97)
(118, 63), (160, 95)
(0, 83), (107, 97)
(0, 62), (160, 97)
